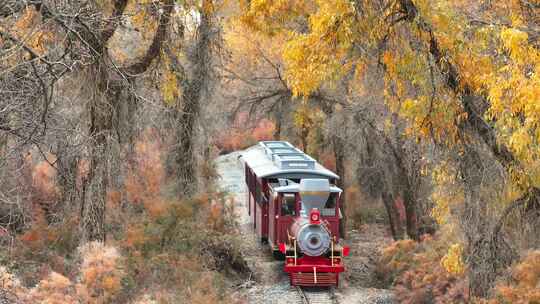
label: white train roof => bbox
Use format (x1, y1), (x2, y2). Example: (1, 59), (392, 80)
(274, 183), (342, 193)
(241, 141), (339, 180)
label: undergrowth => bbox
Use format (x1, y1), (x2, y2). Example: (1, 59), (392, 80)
(0, 134), (250, 303)
(378, 236), (540, 304)
(377, 236), (469, 304)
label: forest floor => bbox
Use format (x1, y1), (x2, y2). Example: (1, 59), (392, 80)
(216, 152), (395, 304)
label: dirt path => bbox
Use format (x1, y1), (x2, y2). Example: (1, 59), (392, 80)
(216, 152), (395, 304)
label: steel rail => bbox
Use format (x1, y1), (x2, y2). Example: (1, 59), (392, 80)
(296, 287), (337, 304)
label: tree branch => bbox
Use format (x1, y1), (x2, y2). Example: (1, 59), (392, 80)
(124, 0), (174, 75)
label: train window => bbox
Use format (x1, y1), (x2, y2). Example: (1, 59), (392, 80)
(281, 193), (296, 216)
(322, 193), (337, 216)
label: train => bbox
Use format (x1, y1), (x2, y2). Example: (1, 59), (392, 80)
(241, 141), (349, 287)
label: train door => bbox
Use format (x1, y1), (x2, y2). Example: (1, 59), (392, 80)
(275, 193), (297, 245)
(268, 191), (278, 246)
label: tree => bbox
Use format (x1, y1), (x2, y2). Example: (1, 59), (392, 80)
(79, 0), (174, 242)
(239, 0), (540, 295)
(160, 0), (219, 197)
(0, 0), (175, 242)
(221, 18), (293, 141)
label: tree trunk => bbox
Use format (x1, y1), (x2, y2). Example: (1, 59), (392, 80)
(402, 188), (418, 240)
(56, 144), (79, 214)
(80, 64), (115, 242)
(80, 145), (107, 243)
(174, 0), (213, 197)
(273, 104), (282, 140)
(175, 105), (199, 197)
(382, 192), (405, 240)
(395, 0), (528, 294)
(77, 0), (173, 242)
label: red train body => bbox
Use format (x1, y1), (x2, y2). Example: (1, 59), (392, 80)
(242, 141), (349, 287)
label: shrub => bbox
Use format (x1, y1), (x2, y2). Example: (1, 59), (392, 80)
(1, 132), (249, 303)
(0, 266), (23, 294)
(26, 272), (77, 304)
(378, 237), (469, 304)
(488, 250), (540, 304)
(76, 242), (125, 303)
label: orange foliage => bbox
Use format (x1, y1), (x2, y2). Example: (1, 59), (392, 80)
(488, 251), (540, 304)
(208, 199), (226, 230)
(22, 156), (73, 247)
(378, 238), (469, 304)
(318, 151), (336, 171)
(106, 190), (122, 207)
(1, 243), (127, 304)
(32, 159), (59, 203)
(19, 212), (50, 251)
(251, 119), (275, 142)
(26, 272), (78, 304)
(124, 224), (147, 248)
(215, 112), (275, 153)
(76, 242), (124, 303)
(124, 132), (168, 219)
(27, 156), (60, 223)
(11, 6), (55, 57)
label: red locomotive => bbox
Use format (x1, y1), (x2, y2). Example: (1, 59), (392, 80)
(242, 141), (349, 287)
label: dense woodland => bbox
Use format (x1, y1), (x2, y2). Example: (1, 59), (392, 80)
(0, 0), (539, 303)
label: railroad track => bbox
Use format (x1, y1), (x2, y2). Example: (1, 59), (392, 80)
(296, 287), (338, 304)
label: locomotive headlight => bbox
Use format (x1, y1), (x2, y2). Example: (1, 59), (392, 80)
(309, 209), (321, 224)
(286, 257), (295, 265)
(333, 258), (341, 264)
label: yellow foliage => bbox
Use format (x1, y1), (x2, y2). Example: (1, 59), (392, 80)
(441, 243), (465, 275)
(239, 0), (309, 35)
(501, 28), (529, 60)
(129, 0), (159, 36)
(430, 162), (464, 225)
(483, 26), (540, 189)
(282, 0), (355, 96)
(161, 65), (181, 106)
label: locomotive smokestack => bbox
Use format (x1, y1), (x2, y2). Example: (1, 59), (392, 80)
(299, 179), (330, 216)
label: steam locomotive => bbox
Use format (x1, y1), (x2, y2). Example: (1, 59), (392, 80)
(241, 141), (349, 287)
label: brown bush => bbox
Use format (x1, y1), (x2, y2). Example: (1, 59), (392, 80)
(26, 272), (78, 304)
(76, 241), (125, 303)
(2, 132), (248, 303)
(378, 237), (469, 304)
(485, 250), (540, 304)
(1, 242), (125, 304)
